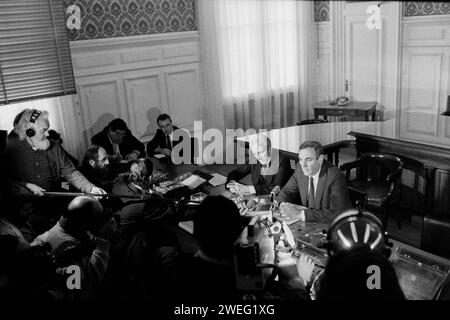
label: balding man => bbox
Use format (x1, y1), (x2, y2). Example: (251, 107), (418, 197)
(226, 134), (292, 195)
(32, 196), (116, 299)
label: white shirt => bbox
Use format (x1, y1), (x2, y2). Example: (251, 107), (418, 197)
(301, 162), (322, 221)
(107, 131), (121, 157)
(307, 167), (321, 196)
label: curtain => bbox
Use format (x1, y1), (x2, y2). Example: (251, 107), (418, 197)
(197, 0), (316, 131)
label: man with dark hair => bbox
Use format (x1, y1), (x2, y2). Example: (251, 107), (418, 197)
(278, 140), (352, 223)
(79, 145), (116, 192)
(91, 118), (145, 162)
(146, 113), (184, 158)
(176, 196), (243, 300)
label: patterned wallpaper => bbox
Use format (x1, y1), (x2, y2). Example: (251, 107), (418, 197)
(314, 1), (330, 22)
(403, 2), (450, 16)
(314, 1), (450, 22)
(64, 0), (197, 41)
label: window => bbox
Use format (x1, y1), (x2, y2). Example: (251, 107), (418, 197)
(216, 0), (298, 99)
(0, 0), (76, 105)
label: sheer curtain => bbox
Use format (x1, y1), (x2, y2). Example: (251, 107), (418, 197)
(197, 0), (315, 131)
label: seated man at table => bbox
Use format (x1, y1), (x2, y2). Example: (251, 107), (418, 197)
(91, 118), (145, 163)
(226, 134), (292, 196)
(278, 140), (352, 223)
(78, 145), (117, 193)
(4, 109), (106, 233)
(146, 114), (192, 161)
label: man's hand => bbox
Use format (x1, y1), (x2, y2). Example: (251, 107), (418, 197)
(125, 151), (139, 161)
(297, 254), (315, 286)
(226, 181), (254, 195)
(90, 187), (107, 196)
(281, 221), (296, 248)
(280, 202), (304, 217)
(155, 146), (171, 157)
(25, 183), (46, 196)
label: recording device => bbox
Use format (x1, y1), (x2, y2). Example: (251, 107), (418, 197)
(325, 208), (392, 258)
(233, 212), (275, 291)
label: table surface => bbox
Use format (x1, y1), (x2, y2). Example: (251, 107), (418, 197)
(236, 120), (387, 156)
(147, 157), (450, 299)
(314, 101), (377, 110)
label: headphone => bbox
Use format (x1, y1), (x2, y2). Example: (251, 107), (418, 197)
(325, 208), (392, 258)
(25, 110), (42, 138)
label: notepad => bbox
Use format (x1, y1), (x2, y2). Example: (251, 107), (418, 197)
(208, 173), (227, 186)
(180, 174), (206, 189)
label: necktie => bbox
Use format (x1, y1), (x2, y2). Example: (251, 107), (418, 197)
(307, 176), (315, 208)
(166, 135), (172, 150)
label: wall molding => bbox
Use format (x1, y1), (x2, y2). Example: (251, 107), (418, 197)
(69, 30), (203, 157)
(70, 31), (200, 52)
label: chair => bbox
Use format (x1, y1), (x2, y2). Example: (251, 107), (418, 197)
(348, 186), (368, 210)
(340, 153), (404, 229)
(296, 119), (328, 125)
(421, 216), (450, 259)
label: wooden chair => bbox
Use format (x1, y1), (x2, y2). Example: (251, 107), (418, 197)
(348, 186), (368, 211)
(421, 216), (450, 259)
(340, 153), (404, 229)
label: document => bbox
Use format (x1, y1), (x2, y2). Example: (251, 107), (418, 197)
(180, 174), (207, 189)
(208, 173), (227, 186)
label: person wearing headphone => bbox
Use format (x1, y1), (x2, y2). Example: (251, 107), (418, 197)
(4, 109), (106, 197)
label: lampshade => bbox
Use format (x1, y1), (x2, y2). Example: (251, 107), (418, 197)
(441, 95), (450, 116)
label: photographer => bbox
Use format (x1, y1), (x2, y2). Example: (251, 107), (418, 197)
(31, 196), (117, 299)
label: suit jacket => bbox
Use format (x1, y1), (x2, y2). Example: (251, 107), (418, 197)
(146, 126), (181, 156)
(91, 127), (145, 159)
(278, 159), (352, 223)
(226, 151), (293, 195)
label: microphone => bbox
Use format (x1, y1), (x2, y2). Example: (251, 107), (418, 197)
(270, 186), (281, 197)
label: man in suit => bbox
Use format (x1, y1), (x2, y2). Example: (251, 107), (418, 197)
(278, 140), (352, 223)
(226, 134), (292, 195)
(91, 118), (145, 163)
(146, 114), (195, 164)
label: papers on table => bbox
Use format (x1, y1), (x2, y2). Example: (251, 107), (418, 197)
(180, 174), (207, 189)
(208, 173), (227, 186)
(153, 154), (166, 159)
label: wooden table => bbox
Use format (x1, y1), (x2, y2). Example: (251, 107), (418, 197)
(314, 101), (377, 122)
(236, 120), (381, 166)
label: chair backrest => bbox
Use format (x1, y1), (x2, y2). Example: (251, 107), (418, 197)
(356, 153), (404, 182)
(0, 130), (6, 154)
(348, 186), (368, 210)
(296, 119), (328, 126)
(421, 216), (450, 259)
